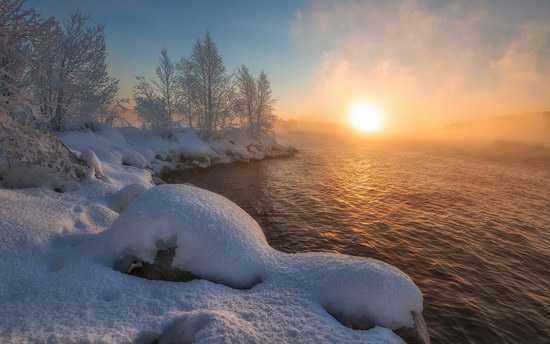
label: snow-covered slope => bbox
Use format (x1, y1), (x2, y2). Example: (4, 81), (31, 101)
(59, 125), (296, 175)
(0, 126), (426, 343)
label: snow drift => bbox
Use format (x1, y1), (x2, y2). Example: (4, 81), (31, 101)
(101, 185), (271, 289)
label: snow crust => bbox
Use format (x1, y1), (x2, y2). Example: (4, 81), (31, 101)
(0, 125), (423, 343)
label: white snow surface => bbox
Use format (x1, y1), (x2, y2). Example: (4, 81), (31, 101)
(0, 125), (423, 343)
(58, 125), (295, 178)
(106, 183), (149, 213)
(79, 148), (104, 179)
(99, 185), (271, 289)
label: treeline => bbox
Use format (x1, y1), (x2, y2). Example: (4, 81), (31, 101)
(0, 1), (125, 131)
(1, 0), (276, 137)
(0, 0), (276, 178)
(134, 32), (276, 138)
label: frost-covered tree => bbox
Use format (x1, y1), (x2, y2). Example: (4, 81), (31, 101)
(0, 0), (84, 181)
(153, 47), (176, 121)
(175, 57), (199, 128)
(133, 48), (177, 137)
(235, 66), (276, 134)
(35, 11), (121, 131)
(187, 31), (235, 136)
(0, 0), (53, 116)
(146, 32), (275, 136)
(255, 71), (276, 133)
(134, 76), (168, 135)
(235, 65), (257, 130)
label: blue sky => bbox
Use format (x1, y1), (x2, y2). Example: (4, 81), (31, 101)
(26, 0), (317, 118)
(25, 0), (550, 128)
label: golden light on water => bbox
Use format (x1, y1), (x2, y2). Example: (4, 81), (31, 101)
(349, 102), (383, 132)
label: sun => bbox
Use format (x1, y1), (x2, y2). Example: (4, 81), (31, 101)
(349, 102), (383, 132)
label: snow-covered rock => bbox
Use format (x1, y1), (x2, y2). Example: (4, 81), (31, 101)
(59, 129), (153, 189)
(79, 148), (104, 179)
(121, 149), (148, 169)
(100, 184), (271, 289)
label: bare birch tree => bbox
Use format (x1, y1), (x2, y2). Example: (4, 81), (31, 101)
(235, 66), (276, 134)
(255, 70), (276, 133)
(235, 64), (257, 130)
(134, 47), (177, 137)
(175, 57), (199, 128)
(188, 31), (234, 136)
(151, 32), (276, 137)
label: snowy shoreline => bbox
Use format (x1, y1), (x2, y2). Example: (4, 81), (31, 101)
(60, 125), (299, 179)
(0, 126), (428, 343)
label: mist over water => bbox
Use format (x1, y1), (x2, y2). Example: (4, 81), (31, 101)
(165, 132), (550, 343)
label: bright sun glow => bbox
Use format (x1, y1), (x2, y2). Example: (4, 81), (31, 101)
(349, 102), (383, 132)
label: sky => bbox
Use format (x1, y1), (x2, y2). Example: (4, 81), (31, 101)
(26, 0), (550, 131)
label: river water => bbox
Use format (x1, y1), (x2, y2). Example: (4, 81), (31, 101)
(164, 132), (550, 344)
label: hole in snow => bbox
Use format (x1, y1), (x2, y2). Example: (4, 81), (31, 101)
(119, 248), (262, 290)
(324, 304), (376, 331)
(125, 248), (200, 283)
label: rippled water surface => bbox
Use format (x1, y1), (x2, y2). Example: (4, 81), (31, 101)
(165, 133), (550, 343)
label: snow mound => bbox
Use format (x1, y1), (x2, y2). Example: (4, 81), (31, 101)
(291, 254), (424, 330)
(173, 128), (217, 158)
(96, 184), (423, 330)
(101, 184), (270, 289)
(79, 148), (104, 179)
(63, 130), (148, 170)
(106, 183), (149, 213)
(59, 130), (153, 189)
(121, 149), (148, 168)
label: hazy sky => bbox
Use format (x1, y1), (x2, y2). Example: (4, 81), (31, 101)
(27, 0), (550, 131)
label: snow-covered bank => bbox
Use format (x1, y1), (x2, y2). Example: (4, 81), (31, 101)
(59, 125), (297, 178)
(0, 126), (428, 343)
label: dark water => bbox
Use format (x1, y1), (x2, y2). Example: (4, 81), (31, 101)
(164, 133), (550, 344)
